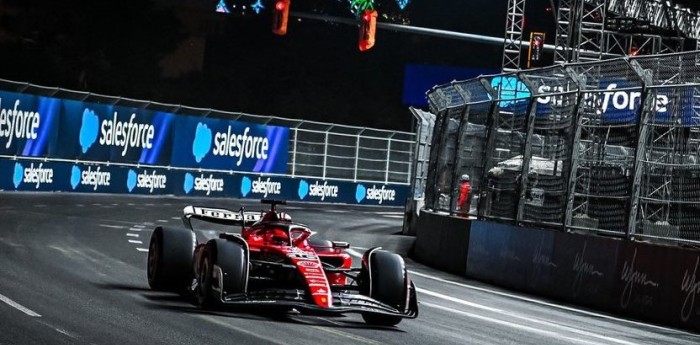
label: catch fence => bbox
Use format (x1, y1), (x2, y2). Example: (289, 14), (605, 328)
(425, 50), (700, 245)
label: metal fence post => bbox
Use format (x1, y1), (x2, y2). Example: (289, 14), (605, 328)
(385, 136), (394, 184)
(322, 130), (329, 180)
(626, 59), (652, 240)
(291, 128), (298, 177)
(354, 132), (362, 182)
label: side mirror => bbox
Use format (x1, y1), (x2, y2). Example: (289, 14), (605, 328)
(332, 241), (350, 249)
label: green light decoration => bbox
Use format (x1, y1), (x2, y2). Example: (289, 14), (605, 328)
(349, 0), (375, 15)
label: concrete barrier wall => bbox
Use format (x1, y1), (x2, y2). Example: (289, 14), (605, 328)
(413, 210), (471, 275)
(412, 213), (700, 332)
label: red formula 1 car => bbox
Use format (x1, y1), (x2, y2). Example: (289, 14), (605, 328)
(146, 200), (418, 326)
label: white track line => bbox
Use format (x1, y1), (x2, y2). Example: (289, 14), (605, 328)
(423, 302), (612, 345)
(0, 292), (41, 317)
(408, 270), (700, 337)
(132, 224), (146, 228)
(419, 289), (640, 345)
(98, 224), (126, 229)
(128, 240), (143, 244)
(136, 248), (149, 252)
(126, 233), (139, 237)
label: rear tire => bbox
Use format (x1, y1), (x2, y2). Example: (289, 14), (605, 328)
(361, 250), (406, 326)
(147, 226), (195, 293)
(195, 239), (248, 308)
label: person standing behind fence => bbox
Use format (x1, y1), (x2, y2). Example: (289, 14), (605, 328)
(455, 174), (471, 217)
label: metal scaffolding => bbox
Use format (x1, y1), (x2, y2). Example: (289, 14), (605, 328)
(547, 0), (700, 68)
(502, 0), (527, 72)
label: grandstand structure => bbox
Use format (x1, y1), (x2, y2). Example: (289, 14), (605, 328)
(425, 50), (700, 245)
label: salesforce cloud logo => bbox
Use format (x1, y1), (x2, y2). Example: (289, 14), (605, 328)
(241, 176), (252, 197)
(355, 184), (366, 203)
(12, 162), (23, 188)
(184, 173), (194, 194)
(185, 173), (224, 195)
(12, 162), (53, 189)
(298, 180), (309, 200)
(71, 166), (81, 189)
(490, 76), (531, 107)
(192, 122), (213, 163)
(127, 169), (137, 192)
(79, 108), (99, 153)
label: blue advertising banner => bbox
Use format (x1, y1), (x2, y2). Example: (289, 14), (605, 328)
(0, 90), (289, 173)
(0, 159), (66, 192)
(491, 76), (698, 125)
(0, 90), (61, 157)
(174, 171), (236, 198)
(57, 100), (175, 165)
(170, 116), (289, 173)
(0, 158), (409, 206)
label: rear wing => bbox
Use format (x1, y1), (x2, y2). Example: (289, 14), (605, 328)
(182, 206), (262, 229)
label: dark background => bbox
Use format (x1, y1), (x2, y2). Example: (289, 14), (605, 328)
(0, 0), (697, 131)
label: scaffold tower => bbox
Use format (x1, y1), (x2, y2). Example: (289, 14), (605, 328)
(505, 0), (700, 71)
(552, 0), (700, 65)
(502, 0), (527, 72)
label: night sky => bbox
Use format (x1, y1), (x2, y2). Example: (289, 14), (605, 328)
(0, 1), (696, 131)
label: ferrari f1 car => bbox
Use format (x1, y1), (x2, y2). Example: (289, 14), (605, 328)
(146, 200), (418, 326)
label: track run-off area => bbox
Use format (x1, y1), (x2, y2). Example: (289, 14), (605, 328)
(0, 192), (699, 345)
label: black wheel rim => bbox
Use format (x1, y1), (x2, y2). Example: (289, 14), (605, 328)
(198, 256), (211, 303)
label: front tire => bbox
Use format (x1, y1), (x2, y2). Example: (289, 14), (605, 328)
(147, 226), (196, 292)
(195, 239), (248, 308)
(361, 250), (407, 326)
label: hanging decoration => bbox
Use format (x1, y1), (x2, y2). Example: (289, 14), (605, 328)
(251, 0), (265, 14)
(349, 0), (375, 16)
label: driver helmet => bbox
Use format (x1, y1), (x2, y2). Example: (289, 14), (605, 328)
(460, 174), (470, 182)
(266, 228), (289, 245)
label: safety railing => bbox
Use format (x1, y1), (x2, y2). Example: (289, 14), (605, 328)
(0, 78), (414, 186)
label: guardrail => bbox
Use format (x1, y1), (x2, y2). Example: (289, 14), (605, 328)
(0, 78), (413, 206)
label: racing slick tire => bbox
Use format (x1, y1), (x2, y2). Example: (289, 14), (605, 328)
(361, 250), (407, 326)
(196, 239), (248, 308)
(147, 226), (196, 293)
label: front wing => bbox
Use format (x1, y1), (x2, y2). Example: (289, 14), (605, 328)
(217, 284), (419, 318)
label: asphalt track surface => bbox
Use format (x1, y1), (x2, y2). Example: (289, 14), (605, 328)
(1, 193), (700, 345)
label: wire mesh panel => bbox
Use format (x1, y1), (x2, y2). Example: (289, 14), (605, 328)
(324, 132), (359, 180)
(630, 51), (700, 243)
(292, 129), (327, 178)
(425, 83), (467, 212)
(447, 80), (493, 216)
(480, 74), (532, 221)
(565, 58), (643, 235)
(517, 66), (579, 227)
(408, 108), (436, 199)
